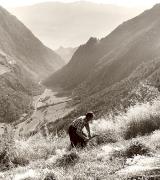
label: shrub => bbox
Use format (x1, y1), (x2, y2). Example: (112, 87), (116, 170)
(0, 143), (30, 171)
(0, 141), (29, 171)
(122, 141), (151, 158)
(88, 131), (118, 147)
(0, 126), (30, 171)
(56, 152), (79, 167)
(123, 114), (160, 140)
(11, 154), (29, 167)
(96, 131), (118, 145)
(114, 99), (160, 140)
(112, 141), (151, 159)
(0, 149), (12, 171)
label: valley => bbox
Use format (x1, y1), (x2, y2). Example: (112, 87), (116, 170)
(1, 1), (160, 180)
(0, 6), (65, 126)
(15, 88), (74, 137)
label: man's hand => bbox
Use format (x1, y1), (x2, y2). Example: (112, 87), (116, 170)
(84, 137), (90, 142)
(88, 134), (92, 139)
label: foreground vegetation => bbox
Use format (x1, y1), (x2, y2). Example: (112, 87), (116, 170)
(1, 91), (160, 179)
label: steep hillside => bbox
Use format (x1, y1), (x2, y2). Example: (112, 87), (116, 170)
(0, 6), (64, 123)
(0, 50), (42, 123)
(43, 4), (160, 125)
(44, 4), (160, 92)
(2, 96), (160, 179)
(9, 2), (143, 49)
(0, 6), (64, 80)
(55, 46), (78, 63)
(44, 37), (102, 89)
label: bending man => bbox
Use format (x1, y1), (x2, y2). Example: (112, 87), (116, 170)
(68, 112), (94, 148)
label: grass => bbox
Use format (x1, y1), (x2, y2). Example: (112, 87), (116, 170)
(112, 98), (160, 140)
(0, 124), (126, 179)
(89, 97), (160, 142)
(56, 152), (79, 168)
(112, 141), (151, 159)
(124, 114), (160, 139)
(0, 132), (159, 179)
(1, 95), (160, 179)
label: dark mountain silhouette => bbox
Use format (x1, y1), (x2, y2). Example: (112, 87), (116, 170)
(9, 2), (143, 49)
(0, 6), (64, 80)
(44, 4), (160, 117)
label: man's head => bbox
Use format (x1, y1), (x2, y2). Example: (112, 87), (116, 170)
(85, 112), (94, 122)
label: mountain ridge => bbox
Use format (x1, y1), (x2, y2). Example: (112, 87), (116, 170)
(0, 6), (64, 80)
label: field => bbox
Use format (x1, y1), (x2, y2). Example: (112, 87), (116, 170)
(14, 89), (74, 137)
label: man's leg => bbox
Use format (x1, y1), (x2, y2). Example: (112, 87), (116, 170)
(76, 135), (87, 148)
(68, 126), (77, 148)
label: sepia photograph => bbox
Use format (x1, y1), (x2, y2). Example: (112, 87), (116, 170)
(0, 0), (160, 179)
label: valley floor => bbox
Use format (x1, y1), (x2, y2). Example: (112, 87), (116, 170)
(14, 88), (74, 137)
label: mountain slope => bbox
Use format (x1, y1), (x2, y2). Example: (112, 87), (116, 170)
(0, 6), (64, 80)
(44, 4), (160, 92)
(43, 4), (160, 120)
(0, 50), (42, 123)
(0, 6), (64, 123)
(44, 37), (102, 89)
(9, 2), (143, 49)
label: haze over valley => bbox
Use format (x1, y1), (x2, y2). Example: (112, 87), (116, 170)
(9, 1), (144, 50)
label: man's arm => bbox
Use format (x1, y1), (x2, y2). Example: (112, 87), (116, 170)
(76, 130), (88, 140)
(85, 123), (91, 138)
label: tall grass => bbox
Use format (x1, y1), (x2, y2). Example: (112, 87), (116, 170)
(119, 98), (160, 139)
(1, 93), (160, 179)
(88, 94), (160, 142)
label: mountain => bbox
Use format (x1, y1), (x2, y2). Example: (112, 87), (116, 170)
(9, 2), (143, 49)
(44, 4), (160, 117)
(55, 46), (78, 63)
(0, 49), (42, 123)
(0, 6), (64, 123)
(0, 6), (64, 80)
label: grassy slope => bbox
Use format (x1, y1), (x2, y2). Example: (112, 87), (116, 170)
(44, 5), (160, 124)
(1, 92), (160, 179)
(44, 60), (160, 134)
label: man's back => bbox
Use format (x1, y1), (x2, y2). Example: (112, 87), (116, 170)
(72, 116), (86, 131)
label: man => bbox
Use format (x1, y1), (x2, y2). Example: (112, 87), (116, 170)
(68, 112), (94, 148)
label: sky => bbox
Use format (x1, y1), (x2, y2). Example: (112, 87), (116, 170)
(1, 0), (160, 8)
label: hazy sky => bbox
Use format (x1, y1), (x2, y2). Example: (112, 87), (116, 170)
(1, 0), (160, 8)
